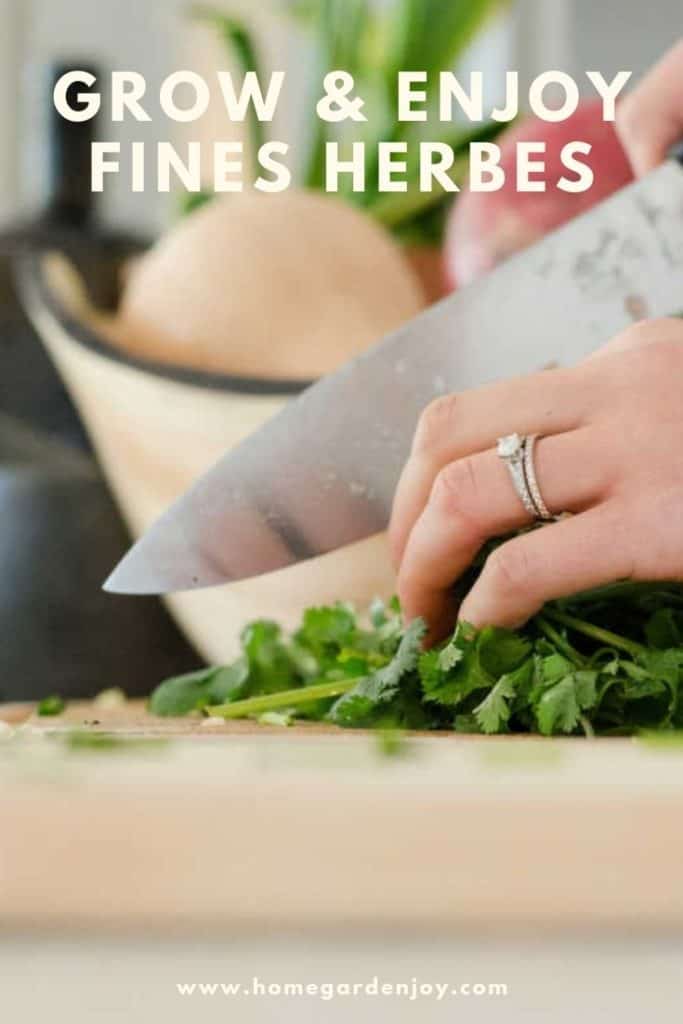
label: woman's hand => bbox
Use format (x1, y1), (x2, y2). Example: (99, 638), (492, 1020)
(617, 39), (683, 175)
(389, 319), (683, 640)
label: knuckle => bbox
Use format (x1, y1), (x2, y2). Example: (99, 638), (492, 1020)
(619, 319), (658, 347)
(387, 523), (403, 570)
(413, 394), (459, 455)
(621, 318), (683, 350)
(397, 560), (425, 598)
(602, 325), (683, 398)
(647, 331), (683, 368)
(484, 543), (533, 598)
(615, 93), (640, 140)
(396, 564), (410, 597)
(431, 457), (481, 520)
(644, 489), (683, 538)
(630, 334), (683, 384)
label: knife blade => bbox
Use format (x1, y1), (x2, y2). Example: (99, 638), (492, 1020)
(105, 156), (683, 595)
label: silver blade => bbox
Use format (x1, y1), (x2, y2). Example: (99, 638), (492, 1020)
(106, 160), (683, 595)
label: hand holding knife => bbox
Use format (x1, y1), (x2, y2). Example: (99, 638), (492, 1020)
(107, 41), (683, 643)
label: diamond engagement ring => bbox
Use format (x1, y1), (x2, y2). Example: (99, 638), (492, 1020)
(497, 433), (554, 522)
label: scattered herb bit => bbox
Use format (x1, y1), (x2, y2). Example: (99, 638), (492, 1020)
(148, 577), (683, 737)
(37, 696), (66, 717)
(376, 728), (409, 758)
(62, 731), (169, 753)
(92, 687), (127, 709)
(258, 711), (295, 728)
(637, 730), (683, 750)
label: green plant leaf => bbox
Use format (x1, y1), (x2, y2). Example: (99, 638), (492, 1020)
(473, 674), (516, 734)
(536, 676), (581, 736)
(37, 695), (66, 717)
(328, 618), (425, 726)
(383, 0), (503, 87)
(192, 6), (266, 170)
(645, 609), (683, 649)
(149, 661), (249, 717)
(535, 671), (597, 736)
(148, 570), (683, 737)
(296, 603), (357, 656)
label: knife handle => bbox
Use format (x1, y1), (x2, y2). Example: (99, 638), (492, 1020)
(671, 140), (683, 167)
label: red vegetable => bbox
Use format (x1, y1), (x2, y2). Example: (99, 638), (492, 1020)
(445, 99), (634, 288)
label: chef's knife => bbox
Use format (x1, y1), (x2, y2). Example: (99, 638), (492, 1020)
(106, 149), (683, 595)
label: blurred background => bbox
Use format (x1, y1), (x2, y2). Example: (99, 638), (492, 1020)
(3, 0), (681, 233)
(1, 0), (681, 704)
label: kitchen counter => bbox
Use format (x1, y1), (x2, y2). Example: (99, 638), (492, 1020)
(3, 701), (683, 1022)
(3, 700), (683, 933)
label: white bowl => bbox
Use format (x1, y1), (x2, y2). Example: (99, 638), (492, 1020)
(16, 251), (399, 663)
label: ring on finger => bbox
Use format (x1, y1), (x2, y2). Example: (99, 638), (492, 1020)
(497, 433), (556, 523)
(523, 434), (555, 521)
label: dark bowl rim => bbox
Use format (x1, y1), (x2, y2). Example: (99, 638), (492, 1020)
(13, 248), (315, 398)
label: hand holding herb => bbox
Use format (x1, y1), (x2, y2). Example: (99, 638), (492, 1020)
(390, 319), (683, 639)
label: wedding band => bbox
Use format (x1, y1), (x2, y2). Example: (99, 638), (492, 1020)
(523, 434), (554, 521)
(497, 433), (538, 520)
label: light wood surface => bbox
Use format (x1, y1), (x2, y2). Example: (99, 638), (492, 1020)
(2, 700), (683, 935)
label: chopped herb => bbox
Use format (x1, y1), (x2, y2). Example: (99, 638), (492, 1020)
(376, 729), (409, 758)
(148, 577), (683, 737)
(61, 731), (169, 753)
(258, 710), (295, 728)
(37, 696), (66, 717)
(92, 687), (127, 709)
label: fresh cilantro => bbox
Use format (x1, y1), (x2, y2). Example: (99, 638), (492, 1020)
(536, 672), (597, 736)
(258, 710), (294, 727)
(37, 696), (66, 717)
(328, 619), (426, 727)
(147, 574), (683, 737)
(149, 661), (248, 716)
(645, 608), (683, 649)
(296, 604), (357, 658)
(420, 623), (529, 709)
(473, 675), (516, 735)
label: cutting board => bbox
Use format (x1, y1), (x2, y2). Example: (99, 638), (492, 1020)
(3, 700), (683, 935)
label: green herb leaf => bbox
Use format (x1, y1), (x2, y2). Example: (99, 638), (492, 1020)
(296, 603), (357, 658)
(536, 671), (597, 736)
(536, 677), (581, 736)
(149, 661), (247, 717)
(645, 608), (683, 649)
(421, 623), (529, 709)
(329, 618), (426, 727)
(37, 695), (66, 717)
(473, 674), (516, 735)
(148, 570), (683, 738)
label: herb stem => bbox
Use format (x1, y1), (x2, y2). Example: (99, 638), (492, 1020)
(208, 678), (361, 720)
(536, 616), (584, 666)
(545, 609), (645, 659)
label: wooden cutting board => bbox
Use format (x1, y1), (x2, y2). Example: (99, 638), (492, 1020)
(3, 700), (683, 935)
(1, 698), (359, 736)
